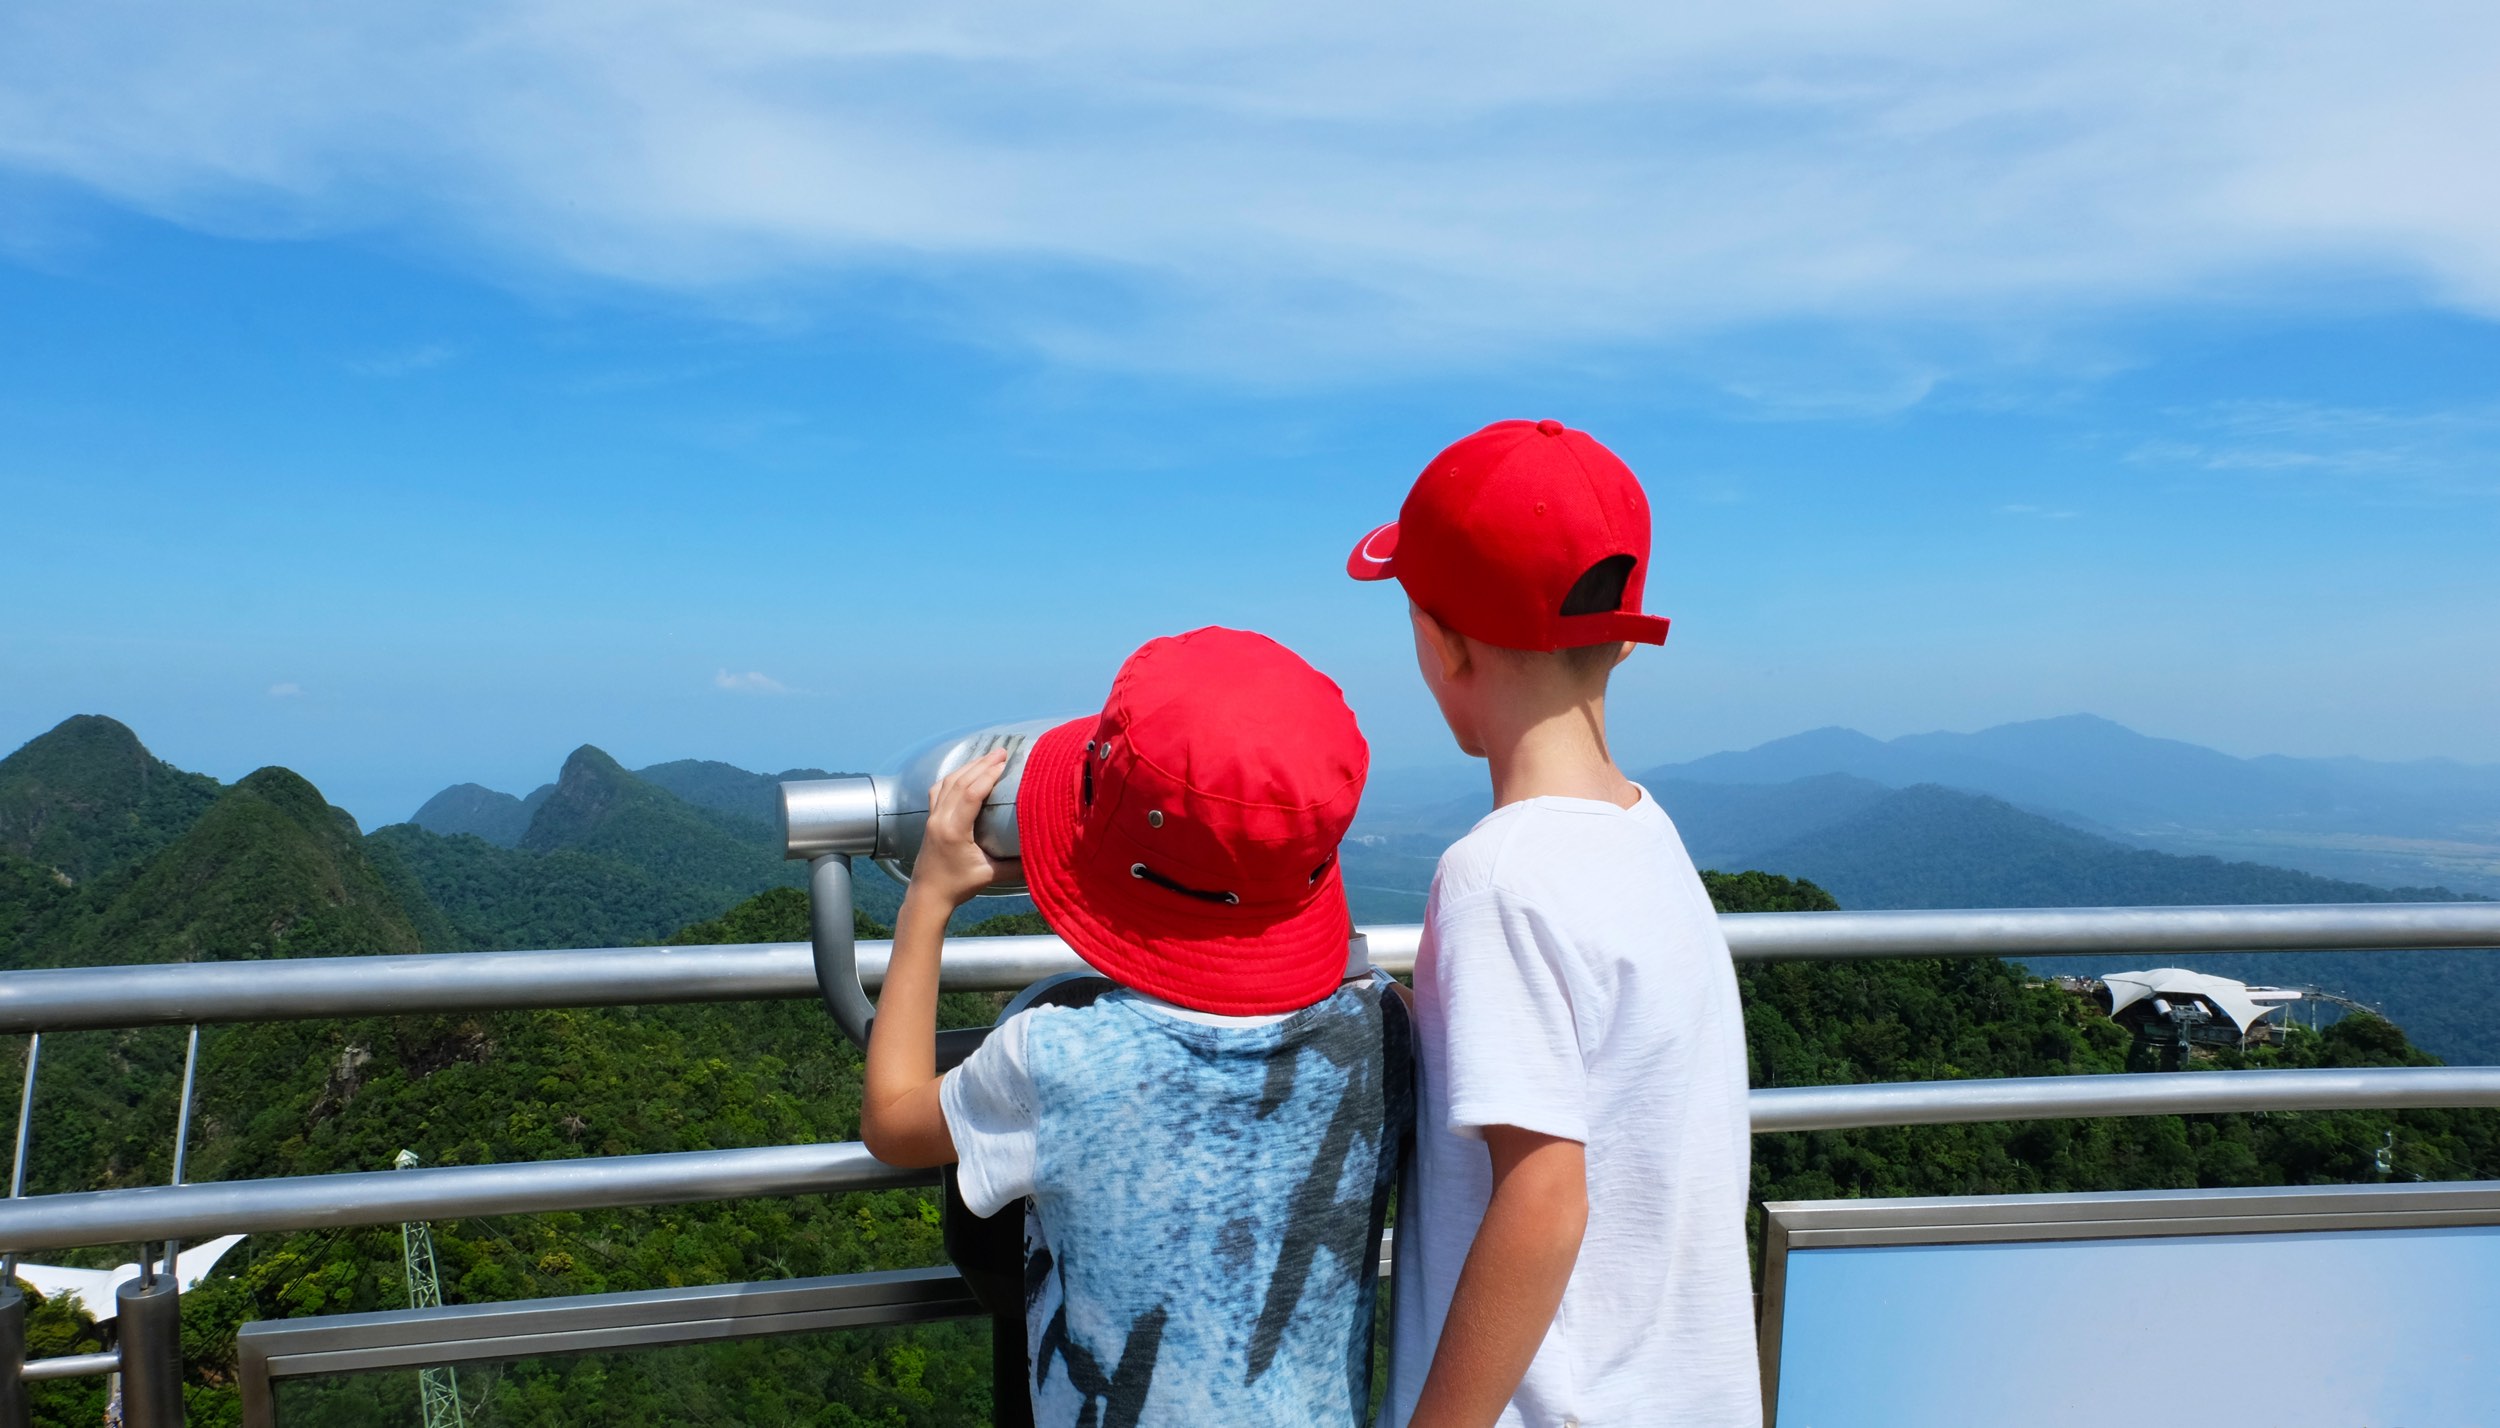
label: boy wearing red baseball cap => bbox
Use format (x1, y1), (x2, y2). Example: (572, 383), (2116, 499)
(860, 627), (1412, 1426)
(1350, 421), (1760, 1427)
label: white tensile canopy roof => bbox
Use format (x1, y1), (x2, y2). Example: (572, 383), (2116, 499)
(9, 1235), (246, 1323)
(2101, 968), (2294, 1034)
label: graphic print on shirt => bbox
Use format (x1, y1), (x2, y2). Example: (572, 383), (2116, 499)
(1018, 975), (1413, 1426)
(1033, 1243), (1167, 1428)
(1247, 983), (1414, 1384)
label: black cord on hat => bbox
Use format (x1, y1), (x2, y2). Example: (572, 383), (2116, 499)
(1130, 862), (1240, 906)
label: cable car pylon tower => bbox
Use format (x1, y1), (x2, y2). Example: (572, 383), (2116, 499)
(394, 1149), (467, 1428)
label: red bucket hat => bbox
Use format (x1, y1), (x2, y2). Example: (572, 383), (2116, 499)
(1347, 418), (1670, 651)
(1015, 627), (1369, 1016)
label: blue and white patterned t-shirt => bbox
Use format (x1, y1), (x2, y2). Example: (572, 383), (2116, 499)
(942, 970), (1412, 1427)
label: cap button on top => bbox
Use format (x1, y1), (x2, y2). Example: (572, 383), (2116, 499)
(1536, 418), (1564, 436)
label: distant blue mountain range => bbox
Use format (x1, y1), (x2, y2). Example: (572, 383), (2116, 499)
(1650, 714), (2500, 897)
(1345, 715), (2499, 1063)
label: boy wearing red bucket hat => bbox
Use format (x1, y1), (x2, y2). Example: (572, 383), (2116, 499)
(860, 627), (1412, 1426)
(1350, 421), (1760, 1427)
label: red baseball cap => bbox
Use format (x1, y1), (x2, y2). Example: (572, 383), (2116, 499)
(1347, 418), (1670, 651)
(1015, 627), (1369, 1016)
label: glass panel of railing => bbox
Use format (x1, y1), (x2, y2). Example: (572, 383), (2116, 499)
(1759, 1181), (2500, 1428)
(269, 1321), (998, 1427)
(236, 1267), (991, 1428)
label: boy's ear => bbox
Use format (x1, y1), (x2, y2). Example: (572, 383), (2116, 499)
(1409, 602), (1471, 683)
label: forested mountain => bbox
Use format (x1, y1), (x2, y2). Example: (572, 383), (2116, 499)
(407, 782), (550, 847)
(366, 825), (733, 952)
(630, 758), (845, 828)
(0, 715), (220, 883)
(391, 747), (1014, 944)
(408, 759), (846, 849)
(381, 745), (818, 951)
(1, 737), (437, 976)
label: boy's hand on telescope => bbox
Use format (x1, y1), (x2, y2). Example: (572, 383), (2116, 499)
(865, 749), (1003, 1169)
(909, 748), (1011, 911)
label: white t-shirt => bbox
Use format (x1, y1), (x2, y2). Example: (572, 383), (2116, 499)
(1384, 788), (1761, 1428)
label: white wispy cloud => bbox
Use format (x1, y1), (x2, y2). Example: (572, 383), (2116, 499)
(2, 3), (2497, 378)
(2127, 400), (2500, 498)
(267, 681), (303, 697)
(713, 668), (791, 695)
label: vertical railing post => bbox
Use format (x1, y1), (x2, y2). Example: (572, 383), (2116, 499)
(0, 1031), (39, 1428)
(158, 1026), (201, 1281)
(0, 1284), (26, 1428)
(115, 1272), (184, 1426)
(170, 1025), (198, 1189)
(5, 1032), (38, 1225)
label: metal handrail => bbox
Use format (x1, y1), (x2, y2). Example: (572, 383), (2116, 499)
(6, 1065), (2497, 1256)
(19, 1351), (116, 1382)
(1719, 902), (2500, 961)
(0, 1142), (925, 1255)
(236, 1267), (981, 1378)
(4, 902), (2496, 1034)
(1748, 1065), (2500, 1133)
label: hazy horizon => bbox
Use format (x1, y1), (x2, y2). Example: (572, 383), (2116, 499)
(5, 706), (2494, 834)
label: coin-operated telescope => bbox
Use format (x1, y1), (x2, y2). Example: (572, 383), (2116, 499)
(778, 718), (1066, 1063)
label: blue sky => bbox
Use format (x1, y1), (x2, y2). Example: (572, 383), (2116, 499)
(4, 3), (2498, 825)
(1777, 1226), (2500, 1427)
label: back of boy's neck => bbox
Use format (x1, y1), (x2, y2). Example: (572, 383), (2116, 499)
(1483, 718), (1639, 811)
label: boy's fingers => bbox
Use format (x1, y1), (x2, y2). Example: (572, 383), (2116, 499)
(958, 748), (1011, 804)
(929, 750), (1010, 839)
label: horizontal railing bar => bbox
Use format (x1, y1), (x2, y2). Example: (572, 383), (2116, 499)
(5, 903), (2495, 1034)
(20, 1351), (118, 1381)
(0, 1142), (930, 1255)
(1750, 1065), (2500, 1133)
(1723, 903), (2500, 963)
(1764, 1176), (2500, 1229)
(0, 939), (1042, 1034)
(240, 1268), (981, 1379)
(5, 1067), (2494, 1254)
(252, 1297), (989, 1382)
